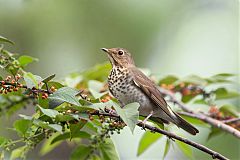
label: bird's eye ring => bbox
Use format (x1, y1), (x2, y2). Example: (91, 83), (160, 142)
(118, 50), (124, 55)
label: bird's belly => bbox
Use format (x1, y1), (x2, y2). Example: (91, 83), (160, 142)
(109, 82), (153, 116)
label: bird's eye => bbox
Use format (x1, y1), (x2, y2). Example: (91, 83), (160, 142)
(118, 50), (124, 55)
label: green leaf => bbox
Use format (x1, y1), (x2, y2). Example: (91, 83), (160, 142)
(81, 62), (111, 81)
(207, 127), (223, 141)
(48, 124), (63, 133)
(0, 35), (14, 45)
(69, 121), (88, 140)
(40, 133), (62, 156)
(219, 104), (239, 117)
(51, 131), (90, 144)
(193, 99), (208, 105)
(137, 131), (162, 156)
(212, 73), (235, 78)
(49, 87), (81, 106)
(113, 101), (140, 133)
(176, 141), (193, 159)
(18, 55), (38, 67)
(99, 139), (119, 160)
(38, 105), (59, 118)
(214, 88), (239, 100)
(0, 136), (9, 147)
(23, 72), (42, 89)
(13, 119), (32, 136)
(42, 74), (56, 83)
(70, 144), (92, 160)
(206, 73), (235, 84)
(163, 139), (170, 158)
(159, 75), (178, 85)
(42, 81), (64, 90)
(181, 95), (196, 103)
(10, 146), (26, 160)
(88, 80), (106, 98)
(33, 118), (62, 133)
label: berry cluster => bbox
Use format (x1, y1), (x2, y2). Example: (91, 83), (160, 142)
(0, 75), (22, 94)
(0, 75), (57, 100)
(160, 82), (204, 96)
(208, 106), (240, 130)
(100, 94), (112, 103)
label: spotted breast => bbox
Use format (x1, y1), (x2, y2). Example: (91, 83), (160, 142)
(108, 66), (153, 116)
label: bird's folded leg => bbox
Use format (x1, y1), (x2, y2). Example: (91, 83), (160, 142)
(141, 111), (153, 130)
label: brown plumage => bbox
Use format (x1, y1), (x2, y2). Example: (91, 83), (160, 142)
(102, 47), (199, 135)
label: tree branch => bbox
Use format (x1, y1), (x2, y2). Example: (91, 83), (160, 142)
(137, 121), (228, 160)
(91, 110), (229, 160)
(158, 87), (240, 138)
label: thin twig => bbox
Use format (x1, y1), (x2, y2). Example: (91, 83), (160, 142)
(221, 118), (240, 124)
(159, 87), (240, 138)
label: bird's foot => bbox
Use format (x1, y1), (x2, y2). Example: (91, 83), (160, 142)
(167, 136), (175, 141)
(141, 121), (147, 130)
(141, 111), (153, 130)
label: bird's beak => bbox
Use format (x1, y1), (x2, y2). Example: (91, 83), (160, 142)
(101, 48), (109, 53)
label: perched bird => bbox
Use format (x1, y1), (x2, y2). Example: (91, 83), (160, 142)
(101, 47), (199, 135)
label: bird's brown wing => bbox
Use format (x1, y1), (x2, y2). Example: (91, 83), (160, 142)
(130, 67), (174, 119)
(130, 67), (199, 135)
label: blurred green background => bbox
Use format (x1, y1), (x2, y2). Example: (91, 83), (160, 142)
(0, 0), (239, 159)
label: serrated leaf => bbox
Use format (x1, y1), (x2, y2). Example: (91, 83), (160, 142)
(99, 139), (119, 160)
(18, 55), (38, 67)
(23, 72), (42, 89)
(0, 35), (14, 45)
(70, 144), (92, 160)
(159, 75), (178, 85)
(137, 131), (162, 156)
(42, 74), (56, 83)
(176, 141), (193, 159)
(163, 139), (170, 158)
(49, 87), (81, 106)
(112, 101), (140, 133)
(13, 119), (32, 137)
(38, 105), (59, 118)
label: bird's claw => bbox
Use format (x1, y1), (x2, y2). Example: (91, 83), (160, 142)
(141, 121), (147, 130)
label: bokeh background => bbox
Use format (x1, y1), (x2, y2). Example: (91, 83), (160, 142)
(0, 0), (239, 159)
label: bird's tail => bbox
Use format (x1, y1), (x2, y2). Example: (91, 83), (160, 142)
(172, 112), (199, 135)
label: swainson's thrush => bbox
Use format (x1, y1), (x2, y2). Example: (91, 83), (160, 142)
(102, 47), (199, 135)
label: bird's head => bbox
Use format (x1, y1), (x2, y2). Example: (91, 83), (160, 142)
(101, 48), (135, 68)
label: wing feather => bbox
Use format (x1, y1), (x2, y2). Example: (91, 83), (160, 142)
(130, 68), (174, 119)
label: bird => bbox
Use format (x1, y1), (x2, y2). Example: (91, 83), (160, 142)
(101, 47), (199, 135)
